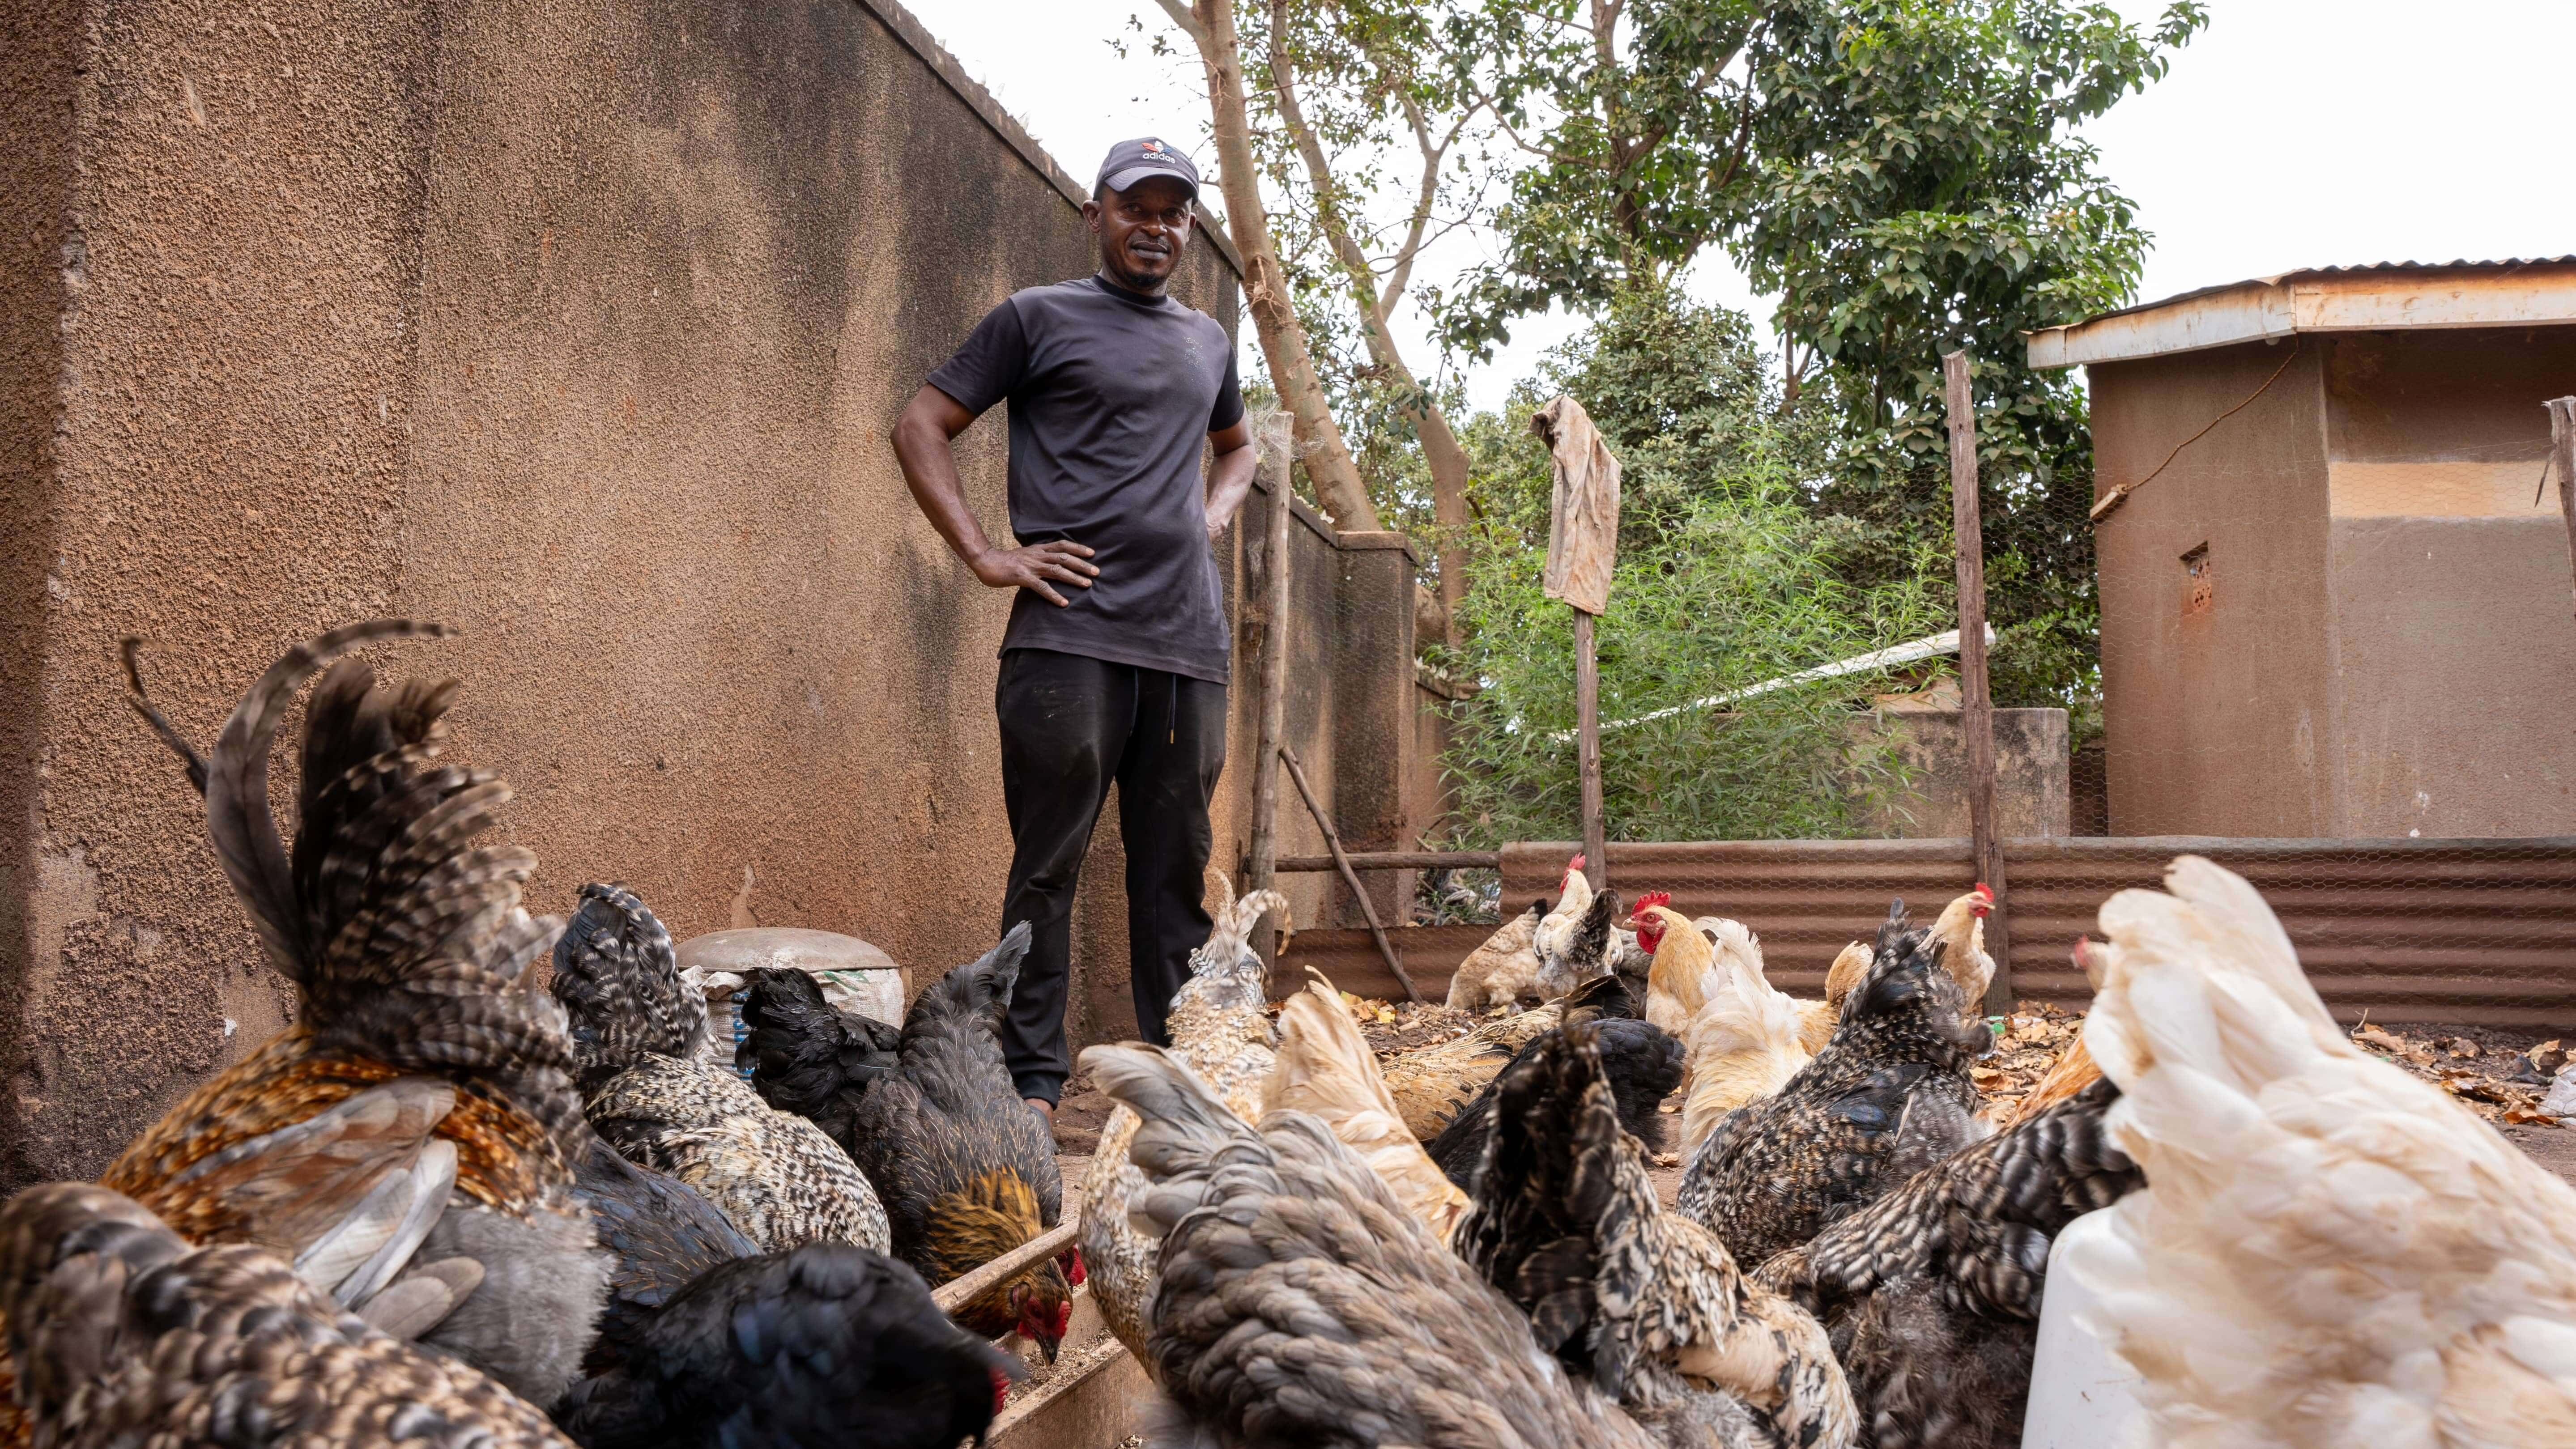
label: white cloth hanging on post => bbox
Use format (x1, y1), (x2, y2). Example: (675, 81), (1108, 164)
(1532, 395), (1622, 615)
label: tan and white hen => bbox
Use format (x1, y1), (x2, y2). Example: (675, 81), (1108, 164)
(1266, 971), (1471, 1241)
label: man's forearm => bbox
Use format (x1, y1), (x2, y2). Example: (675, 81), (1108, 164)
(893, 413), (998, 567)
(1203, 442), (1257, 535)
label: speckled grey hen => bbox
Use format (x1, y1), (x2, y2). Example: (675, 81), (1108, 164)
(555, 884), (890, 1256)
(102, 622), (606, 1408)
(1677, 904), (1990, 1269)
(2, 1181), (576, 1449)
(1753, 1076), (2138, 1449)
(1457, 1024), (1855, 1449)
(1081, 878), (1282, 1365)
(1086, 1041), (1670, 1449)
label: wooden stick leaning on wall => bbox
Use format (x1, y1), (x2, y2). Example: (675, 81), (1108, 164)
(1280, 744), (1421, 1003)
(2548, 398), (2576, 627)
(1943, 350), (2012, 1013)
(1242, 429), (1295, 969)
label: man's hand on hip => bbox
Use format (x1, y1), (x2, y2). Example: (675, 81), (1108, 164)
(974, 540), (1098, 607)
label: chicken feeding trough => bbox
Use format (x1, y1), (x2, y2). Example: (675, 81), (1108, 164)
(677, 927), (907, 1023)
(932, 1216), (1152, 1448)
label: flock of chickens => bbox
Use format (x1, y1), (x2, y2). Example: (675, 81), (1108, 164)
(4, 620), (2572, 1449)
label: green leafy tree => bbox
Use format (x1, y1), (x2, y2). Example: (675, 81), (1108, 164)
(1439, 288), (1950, 846)
(1424, 0), (2203, 721)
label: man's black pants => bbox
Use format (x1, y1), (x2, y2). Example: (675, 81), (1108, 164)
(995, 648), (1226, 1105)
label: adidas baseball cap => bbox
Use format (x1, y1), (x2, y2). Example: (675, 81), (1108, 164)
(1097, 137), (1201, 198)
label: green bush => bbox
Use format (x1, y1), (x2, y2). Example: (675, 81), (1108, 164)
(1436, 287), (1952, 846)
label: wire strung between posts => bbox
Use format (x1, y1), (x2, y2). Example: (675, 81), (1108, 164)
(2089, 337), (2304, 525)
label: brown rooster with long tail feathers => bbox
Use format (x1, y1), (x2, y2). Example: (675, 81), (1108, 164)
(100, 622), (608, 1408)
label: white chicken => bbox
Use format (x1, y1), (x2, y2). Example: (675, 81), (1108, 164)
(1532, 854), (1622, 1000)
(2067, 854), (2576, 1447)
(1674, 944), (1815, 1154)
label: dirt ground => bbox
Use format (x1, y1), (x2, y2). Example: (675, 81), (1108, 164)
(1053, 1009), (2576, 1198)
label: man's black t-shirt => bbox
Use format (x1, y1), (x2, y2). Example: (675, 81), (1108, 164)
(927, 275), (1245, 684)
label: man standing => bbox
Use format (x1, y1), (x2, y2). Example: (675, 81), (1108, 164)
(890, 138), (1256, 1120)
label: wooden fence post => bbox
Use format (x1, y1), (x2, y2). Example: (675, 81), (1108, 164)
(1244, 464), (1294, 969)
(1944, 350), (2011, 1013)
(1575, 610), (1607, 894)
(2549, 398), (2576, 627)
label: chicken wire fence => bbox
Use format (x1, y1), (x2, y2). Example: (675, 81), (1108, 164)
(1401, 408), (2576, 1032)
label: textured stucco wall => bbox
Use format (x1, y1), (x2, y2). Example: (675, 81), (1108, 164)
(1857, 708), (2071, 839)
(2318, 329), (2576, 837)
(0, 0), (1354, 1186)
(2090, 340), (2334, 836)
(2091, 328), (2576, 841)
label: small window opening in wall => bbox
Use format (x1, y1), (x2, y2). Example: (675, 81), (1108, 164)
(2182, 543), (2213, 616)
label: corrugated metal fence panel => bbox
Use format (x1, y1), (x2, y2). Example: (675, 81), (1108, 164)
(1458, 837), (2576, 1027)
(1501, 839), (1979, 997)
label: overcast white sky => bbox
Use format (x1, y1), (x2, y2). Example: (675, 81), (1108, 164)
(932, 0), (2576, 413)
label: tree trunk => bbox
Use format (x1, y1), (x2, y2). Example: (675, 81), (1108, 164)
(1262, 0), (1463, 642)
(1166, 0), (1379, 531)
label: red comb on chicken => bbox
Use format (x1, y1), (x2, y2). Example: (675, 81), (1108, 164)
(1561, 853), (1587, 891)
(1057, 1246), (1086, 1288)
(1629, 891), (1673, 953)
(1971, 882), (1995, 917)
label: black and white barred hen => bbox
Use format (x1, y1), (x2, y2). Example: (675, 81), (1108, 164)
(103, 622), (606, 1408)
(1085, 1041), (1669, 1449)
(1457, 1024), (1855, 1449)
(552, 884), (890, 1256)
(2, 1181), (575, 1449)
(1678, 904), (1990, 1268)
(1751, 1075), (2136, 1449)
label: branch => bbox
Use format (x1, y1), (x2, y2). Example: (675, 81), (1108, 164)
(1379, 84), (1474, 314)
(1153, 0), (1210, 54)
(1267, 0), (1399, 372)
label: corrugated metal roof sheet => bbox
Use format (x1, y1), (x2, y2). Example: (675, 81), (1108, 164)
(2027, 256), (2576, 368)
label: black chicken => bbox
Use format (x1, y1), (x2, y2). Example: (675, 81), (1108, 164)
(554, 1242), (1022, 1449)
(1753, 1075), (2137, 1449)
(1676, 903), (1990, 1267)
(735, 966), (902, 1152)
(836, 926), (1075, 1357)
(1425, 976), (1677, 1192)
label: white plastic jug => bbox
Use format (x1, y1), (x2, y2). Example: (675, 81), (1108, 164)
(2021, 1207), (2147, 1449)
